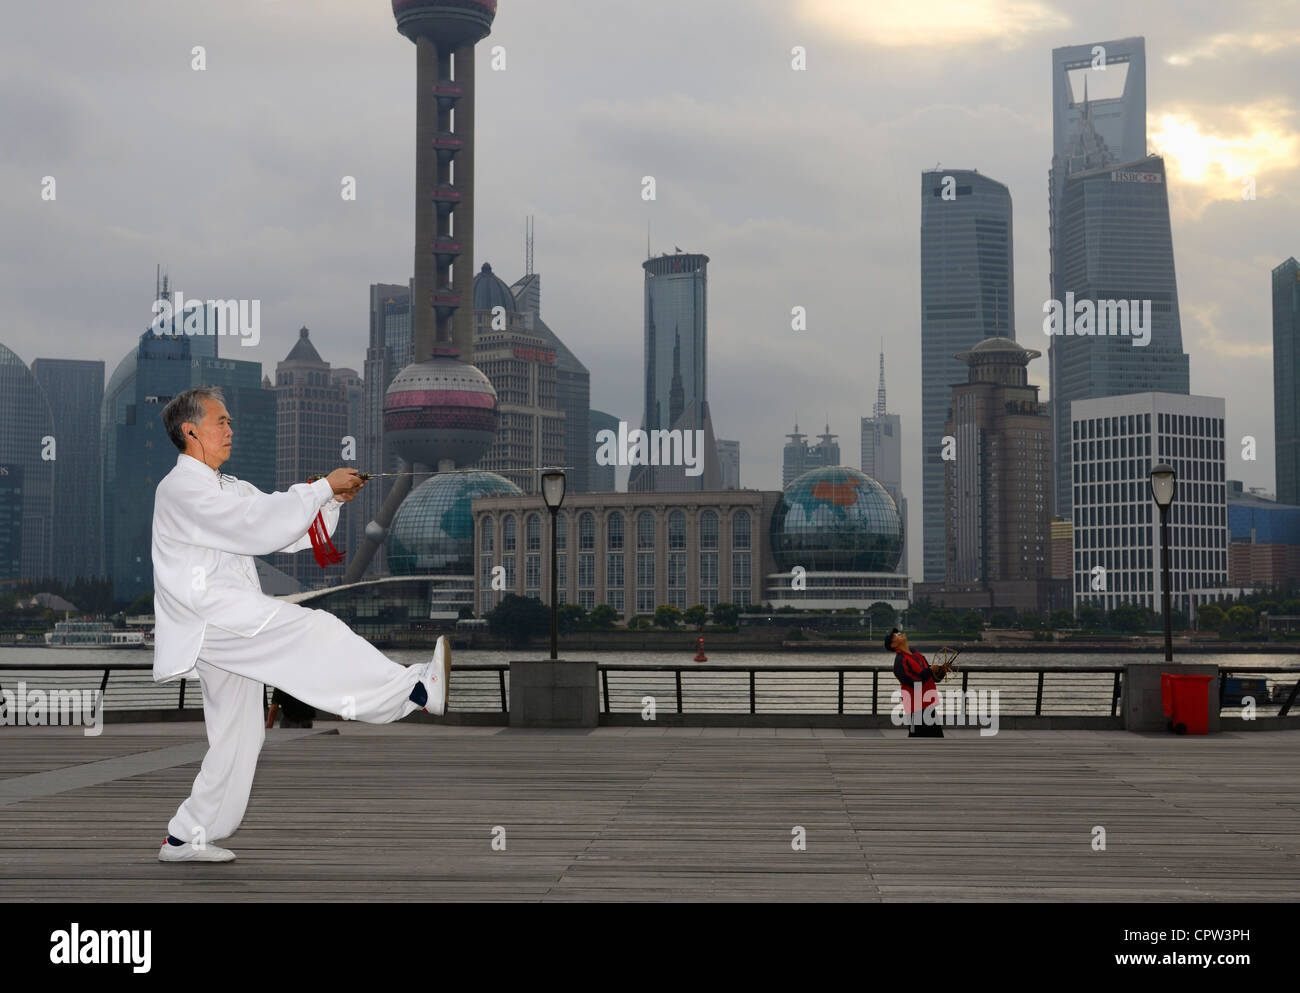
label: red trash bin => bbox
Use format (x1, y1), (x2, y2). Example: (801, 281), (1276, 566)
(1161, 673), (1213, 735)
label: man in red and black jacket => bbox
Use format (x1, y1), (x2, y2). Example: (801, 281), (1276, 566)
(885, 628), (951, 737)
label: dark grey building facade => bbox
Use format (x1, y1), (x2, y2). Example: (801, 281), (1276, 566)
(0, 344), (54, 582)
(103, 328), (274, 601)
(919, 168), (1014, 582)
(1274, 257), (1300, 506)
(32, 358), (105, 584)
(510, 272), (590, 493)
(588, 409), (619, 492)
(359, 280), (413, 578)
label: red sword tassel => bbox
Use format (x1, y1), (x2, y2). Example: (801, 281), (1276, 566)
(305, 474), (359, 568)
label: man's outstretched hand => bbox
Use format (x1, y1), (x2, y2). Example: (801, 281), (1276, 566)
(326, 468), (366, 503)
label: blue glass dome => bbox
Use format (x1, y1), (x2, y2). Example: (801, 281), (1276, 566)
(387, 470), (522, 575)
(770, 466), (902, 572)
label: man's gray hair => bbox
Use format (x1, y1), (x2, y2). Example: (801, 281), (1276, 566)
(162, 386), (226, 452)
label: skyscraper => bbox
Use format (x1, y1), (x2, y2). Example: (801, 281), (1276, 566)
(32, 358), (104, 583)
(103, 324), (274, 602)
(359, 280), (412, 579)
(1071, 393), (1227, 620)
(332, 365), (366, 566)
(944, 338), (1051, 588)
(509, 267), (591, 493)
(0, 343), (54, 582)
(0, 462), (22, 582)
(783, 422), (840, 486)
(920, 168), (1014, 581)
(642, 251), (708, 435)
(1273, 257), (1300, 506)
(631, 250), (721, 491)
(1048, 37), (1189, 518)
(588, 409), (619, 492)
(716, 439), (740, 489)
(272, 327), (352, 586)
(473, 263), (565, 492)
(860, 349), (906, 574)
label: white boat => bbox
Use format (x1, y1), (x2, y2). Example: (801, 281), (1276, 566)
(44, 620), (146, 649)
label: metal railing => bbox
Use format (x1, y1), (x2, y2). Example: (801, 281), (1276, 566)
(0, 662), (510, 717)
(594, 664), (1128, 717)
(2, 662), (1297, 720)
(1218, 667), (1300, 718)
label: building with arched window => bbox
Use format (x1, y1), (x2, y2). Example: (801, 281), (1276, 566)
(473, 469), (911, 620)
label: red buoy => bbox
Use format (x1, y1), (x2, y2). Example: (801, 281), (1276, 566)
(694, 636), (708, 662)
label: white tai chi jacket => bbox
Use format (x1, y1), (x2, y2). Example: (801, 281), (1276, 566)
(151, 453), (343, 682)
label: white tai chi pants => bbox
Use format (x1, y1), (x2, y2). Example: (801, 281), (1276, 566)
(167, 601), (424, 843)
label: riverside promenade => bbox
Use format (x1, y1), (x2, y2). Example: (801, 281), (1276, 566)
(2, 721), (1298, 902)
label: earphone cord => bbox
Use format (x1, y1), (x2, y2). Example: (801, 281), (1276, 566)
(191, 431), (231, 488)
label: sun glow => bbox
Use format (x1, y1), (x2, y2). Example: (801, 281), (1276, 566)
(797, 0), (1068, 48)
(1148, 102), (1298, 199)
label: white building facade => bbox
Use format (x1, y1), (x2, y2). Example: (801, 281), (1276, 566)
(1070, 392), (1228, 619)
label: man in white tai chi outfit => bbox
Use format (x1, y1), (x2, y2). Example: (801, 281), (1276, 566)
(151, 386), (449, 863)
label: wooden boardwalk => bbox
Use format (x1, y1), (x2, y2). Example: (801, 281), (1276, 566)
(1, 722), (1297, 901)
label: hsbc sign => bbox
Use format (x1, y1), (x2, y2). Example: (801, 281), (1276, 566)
(1110, 170), (1162, 183)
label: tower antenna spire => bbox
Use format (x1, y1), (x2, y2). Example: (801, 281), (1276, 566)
(876, 342), (887, 418)
(525, 215), (534, 276)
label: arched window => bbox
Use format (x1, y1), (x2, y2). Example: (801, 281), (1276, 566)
(503, 514), (517, 553)
(668, 510), (686, 550)
(637, 511), (656, 550)
(480, 516), (495, 553)
(732, 510), (751, 550)
(526, 513), (541, 552)
(579, 512), (595, 551)
(700, 510), (719, 549)
(556, 511), (567, 551)
(607, 511), (624, 551)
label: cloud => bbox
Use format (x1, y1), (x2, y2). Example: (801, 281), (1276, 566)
(1165, 29), (1300, 66)
(796, 0), (1070, 49)
(1182, 301), (1272, 359)
(1149, 100), (1300, 215)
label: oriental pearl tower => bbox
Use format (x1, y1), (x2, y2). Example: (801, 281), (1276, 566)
(343, 0), (501, 583)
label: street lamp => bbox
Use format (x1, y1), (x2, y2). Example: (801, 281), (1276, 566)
(1149, 462), (1177, 662)
(541, 468), (567, 660)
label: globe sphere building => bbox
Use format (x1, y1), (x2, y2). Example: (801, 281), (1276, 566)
(383, 356), (499, 469)
(387, 470), (522, 575)
(770, 466), (903, 573)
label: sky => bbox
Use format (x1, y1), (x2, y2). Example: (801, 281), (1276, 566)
(2, 0), (1297, 579)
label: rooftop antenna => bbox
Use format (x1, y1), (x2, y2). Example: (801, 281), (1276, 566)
(525, 215), (534, 276)
(646, 220), (651, 260)
(875, 343), (887, 418)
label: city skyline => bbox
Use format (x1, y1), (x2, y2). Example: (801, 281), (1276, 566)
(2, 3), (1299, 582)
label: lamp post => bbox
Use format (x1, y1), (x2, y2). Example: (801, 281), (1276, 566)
(541, 468), (566, 661)
(1149, 462), (1177, 662)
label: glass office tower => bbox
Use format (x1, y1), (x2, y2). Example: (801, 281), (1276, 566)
(920, 169), (1014, 582)
(1274, 257), (1300, 506)
(1048, 36), (1188, 518)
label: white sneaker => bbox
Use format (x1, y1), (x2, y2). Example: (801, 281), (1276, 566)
(158, 840), (236, 862)
(420, 636), (452, 716)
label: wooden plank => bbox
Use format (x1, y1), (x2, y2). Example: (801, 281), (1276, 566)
(0, 724), (1295, 901)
